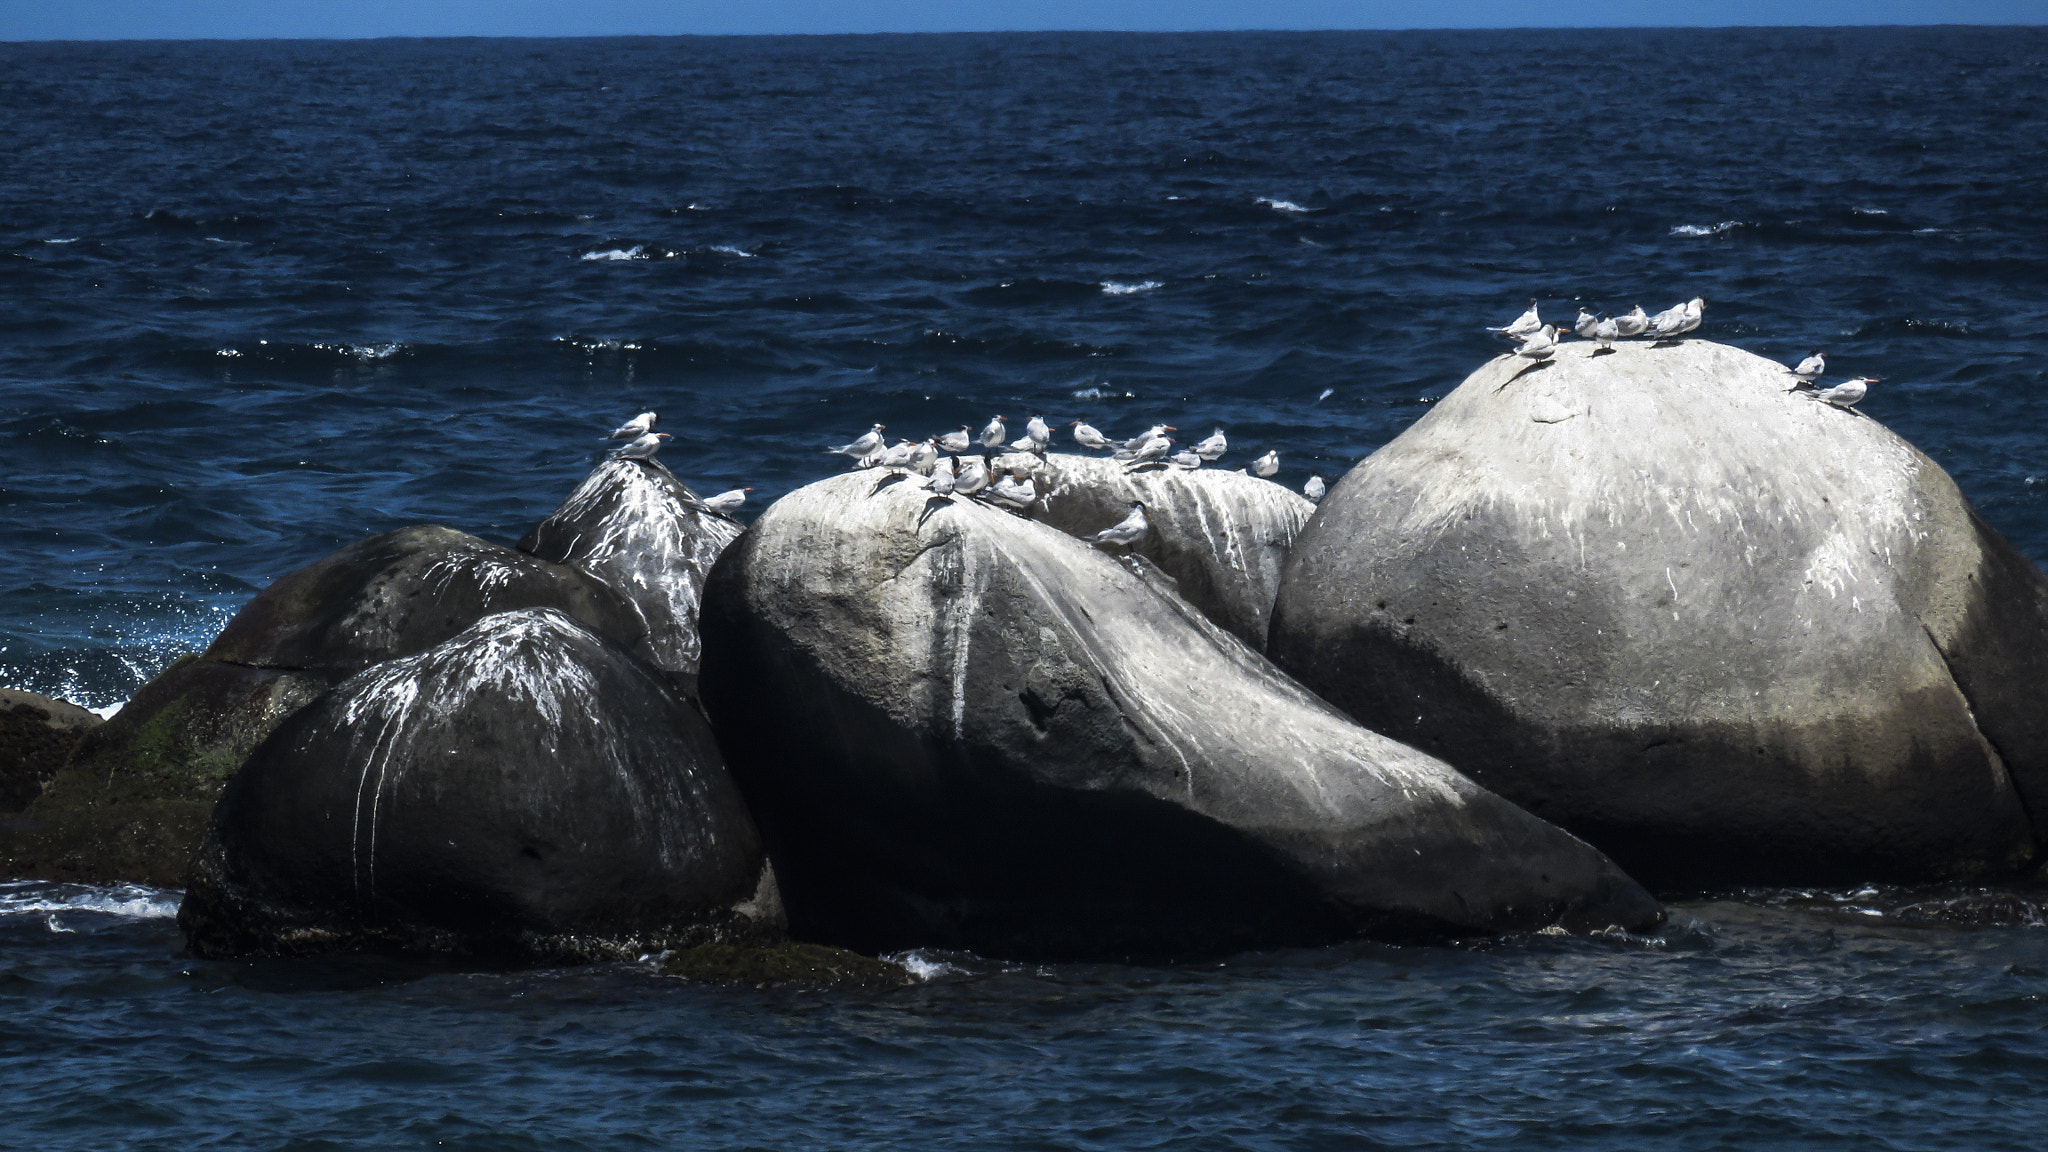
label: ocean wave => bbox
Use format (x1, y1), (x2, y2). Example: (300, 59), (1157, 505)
(310, 341), (405, 360)
(0, 881), (181, 921)
(1100, 280), (1162, 296)
(1852, 206), (1889, 215)
(1071, 385), (1137, 401)
(1669, 221), (1748, 237)
(43, 237), (78, 244)
(884, 949), (968, 981)
(708, 245), (756, 258)
(580, 245), (651, 261)
(1256, 196), (1313, 214)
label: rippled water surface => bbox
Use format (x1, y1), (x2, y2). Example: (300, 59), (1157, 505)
(4, 28), (2048, 1149)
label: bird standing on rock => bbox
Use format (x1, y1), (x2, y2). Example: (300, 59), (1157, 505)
(1070, 420), (1114, 451)
(924, 459), (957, 497)
(1811, 377), (1875, 409)
(953, 455), (991, 497)
(1574, 308), (1600, 340)
(1614, 306), (1649, 338)
(702, 488), (750, 515)
(1514, 325), (1558, 361)
(1115, 431), (1174, 464)
(979, 416), (1007, 449)
(1026, 414), (1053, 451)
(1489, 299), (1542, 339)
(1252, 449), (1279, 478)
(937, 426), (973, 455)
(1169, 450), (1203, 469)
(614, 431), (671, 460)
(1088, 501), (1150, 547)
(1594, 315), (1619, 352)
(604, 411), (657, 440)
(1646, 296), (1705, 339)
(1304, 476), (1326, 503)
(1790, 351), (1827, 383)
(879, 439), (919, 469)
(832, 424), (886, 458)
(986, 467), (1038, 513)
(1193, 428), (1228, 461)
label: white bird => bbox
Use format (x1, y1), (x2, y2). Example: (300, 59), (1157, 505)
(911, 438), (940, 475)
(702, 488), (750, 514)
(1169, 450), (1203, 469)
(1573, 308), (1600, 339)
(1514, 324), (1558, 360)
(953, 454), (991, 497)
(879, 439), (920, 469)
(1008, 435), (1044, 455)
(1594, 315), (1619, 351)
(1251, 449), (1279, 478)
(613, 431), (671, 460)
(1114, 433), (1173, 464)
(1070, 420), (1114, 451)
(1304, 475), (1326, 503)
(1488, 299), (1542, 339)
(925, 458), (957, 497)
(854, 444), (887, 469)
(986, 468), (1038, 513)
(1087, 501), (1150, 547)
(603, 411), (657, 440)
(1646, 296), (1705, 339)
(1192, 428), (1228, 461)
(1614, 305), (1649, 338)
(1812, 376), (1874, 408)
(831, 423), (886, 457)
(1119, 423), (1171, 449)
(937, 426), (973, 455)
(979, 416), (1007, 448)
(1791, 351), (1827, 381)
(1025, 414), (1052, 449)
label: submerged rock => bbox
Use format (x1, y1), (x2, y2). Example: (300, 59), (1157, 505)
(660, 941), (913, 991)
(1, 660), (326, 886)
(182, 609), (777, 961)
(699, 470), (1660, 960)
(518, 458), (742, 674)
(210, 524), (650, 674)
(0, 688), (99, 815)
(1022, 453), (1313, 650)
(1269, 339), (2048, 889)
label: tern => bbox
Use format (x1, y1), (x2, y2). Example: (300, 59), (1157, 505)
(1514, 324), (1558, 360)
(1812, 377), (1875, 408)
(1070, 420), (1114, 451)
(1192, 428), (1227, 461)
(1790, 351), (1827, 382)
(1026, 414), (1053, 449)
(1489, 299), (1542, 339)
(925, 458), (958, 497)
(1008, 434), (1044, 455)
(701, 488), (750, 515)
(1114, 433), (1173, 464)
(986, 468), (1038, 513)
(1168, 450), (1203, 469)
(854, 444), (887, 469)
(1594, 315), (1619, 352)
(937, 425), (973, 455)
(614, 431), (671, 460)
(1614, 305), (1649, 338)
(879, 439), (920, 469)
(831, 423), (886, 458)
(1304, 476), (1326, 503)
(911, 438), (940, 475)
(1087, 501), (1150, 547)
(603, 411), (657, 440)
(979, 416), (1007, 448)
(1574, 308), (1600, 339)
(1647, 296), (1705, 339)
(953, 454), (991, 497)
(1251, 449), (1279, 478)
(1119, 423), (1171, 450)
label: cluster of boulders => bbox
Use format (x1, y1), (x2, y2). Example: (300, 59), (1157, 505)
(5, 339), (2046, 970)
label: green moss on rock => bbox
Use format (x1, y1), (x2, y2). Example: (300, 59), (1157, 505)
(661, 941), (914, 991)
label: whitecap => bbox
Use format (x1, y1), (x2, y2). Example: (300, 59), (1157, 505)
(42, 237), (78, 244)
(214, 348), (242, 358)
(1100, 280), (1161, 295)
(709, 245), (756, 258)
(0, 881), (181, 921)
(90, 701), (125, 720)
(884, 949), (964, 981)
(580, 245), (647, 262)
(349, 342), (403, 360)
(1669, 221), (1746, 237)
(1256, 196), (1312, 214)
(1852, 206), (1889, 215)
(1071, 386), (1137, 401)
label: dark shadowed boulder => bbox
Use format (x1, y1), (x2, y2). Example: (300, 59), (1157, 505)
(1269, 339), (2048, 890)
(0, 688), (99, 815)
(1020, 453), (1313, 650)
(209, 524), (651, 674)
(698, 470), (1659, 960)
(518, 459), (742, 674)
(2, 660), (327, 886)
(181, 609), (778, 961)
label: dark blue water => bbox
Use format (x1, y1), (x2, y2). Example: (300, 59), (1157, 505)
(4, 28), (2048, 1149)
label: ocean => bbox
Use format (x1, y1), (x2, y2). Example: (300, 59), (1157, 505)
(3, 27), (2047, 1149)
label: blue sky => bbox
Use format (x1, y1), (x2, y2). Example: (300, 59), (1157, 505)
(3, 2), (2041, 40)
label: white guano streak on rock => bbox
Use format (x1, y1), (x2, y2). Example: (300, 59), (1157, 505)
(551, 461), (739, 666)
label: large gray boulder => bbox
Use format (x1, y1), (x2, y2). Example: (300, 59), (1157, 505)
(1268, 339), (2048, 889)
(518, 459), (742, 675)
(1020, 453), (1313, 650)
(698, 470), (1660, 960)
(181, 609), (779, 961)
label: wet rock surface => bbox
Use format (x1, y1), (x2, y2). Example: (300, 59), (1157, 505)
(700, 470), (1660, 961)
(1270, 339), (2048, 889)
(182, 609), (778, 961)
(518, 459), (742, 674)
(0, 688), (99, 815)
(660, 941), (913, 991)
